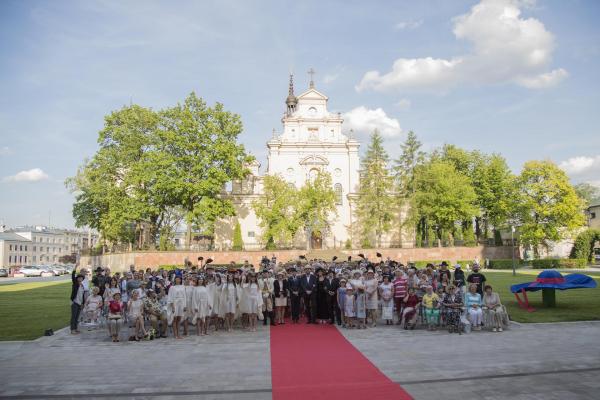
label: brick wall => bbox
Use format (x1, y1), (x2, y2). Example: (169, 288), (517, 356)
(80, 246), (518, 272)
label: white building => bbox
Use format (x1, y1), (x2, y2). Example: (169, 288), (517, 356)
(214, 74), (361, 250)
(0, 232), (32, 268)
(7, 226), (98, 265)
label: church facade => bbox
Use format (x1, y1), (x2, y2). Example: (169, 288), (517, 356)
(213, 75), (365, 250)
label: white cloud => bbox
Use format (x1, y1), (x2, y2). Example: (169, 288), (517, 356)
(395, 98), (412, 110)
(323, 73), (339, 84)
(3, 168), (49, 183)
(559, 156), (600, 175)
(394, 19), (423, 30)
(357, 0), (566, 92)
(343, 106), (402, 137)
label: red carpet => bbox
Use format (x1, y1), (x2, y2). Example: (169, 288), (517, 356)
(270, 322), (413, 400)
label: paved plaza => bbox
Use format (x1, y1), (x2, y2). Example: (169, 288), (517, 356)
(0, 321), (599, 399)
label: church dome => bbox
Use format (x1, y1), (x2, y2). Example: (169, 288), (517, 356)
(286, 94), (297, 105)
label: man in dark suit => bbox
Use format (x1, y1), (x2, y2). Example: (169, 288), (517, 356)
(287, 267), (302, 323)
(70, 268), (85, 335)
(325, 269), (340, 325)
(300, 265), (317, 323)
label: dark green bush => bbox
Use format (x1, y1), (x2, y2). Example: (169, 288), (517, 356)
(570, 229), (600, 262)
(487, 259), (523, 269)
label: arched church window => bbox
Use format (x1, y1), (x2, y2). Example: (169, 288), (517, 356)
(309, 168), (319, 182)
(334, 183), (343, 205)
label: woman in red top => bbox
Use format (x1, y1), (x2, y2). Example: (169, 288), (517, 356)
(107, 292), (124, 342)
(400, 288), (420, 329)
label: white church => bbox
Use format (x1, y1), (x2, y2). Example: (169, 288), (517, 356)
(214, 72), (397, 250)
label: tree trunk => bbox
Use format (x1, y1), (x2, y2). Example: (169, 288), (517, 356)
(475, 217), (482, 242)
(186, 223), (192, 250)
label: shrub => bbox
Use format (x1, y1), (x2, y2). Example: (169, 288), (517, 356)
(265, 236), (276, 250)
(531, 258), (589, 269)
(232, 221), (243, 251)
(493, 230), (503, 246)
(463, 226), (476, 247)
(487, 259), (523, 269)
(570, 229), (600, 262)
(558, 258), (588, 269)
(344, 239), (352, 250)
(158, 264), (181, 271)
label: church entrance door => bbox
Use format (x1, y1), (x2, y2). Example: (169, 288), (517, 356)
(311, 231), (322, 250)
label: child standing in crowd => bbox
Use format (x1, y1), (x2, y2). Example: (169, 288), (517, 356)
(192, 276), (212, 336)
(344, 285), (355, 328)
(107, 292), (123, 342)
(355, 284), (367, 329)
(168, 276), (186, 339)
(379, 275), (394, 325)
(183, 276), (194, 336)
(127, 290), (145, 341)
(221, 274), (238, 332)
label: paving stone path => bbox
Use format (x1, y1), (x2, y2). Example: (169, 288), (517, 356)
(0, 321), (599, 399)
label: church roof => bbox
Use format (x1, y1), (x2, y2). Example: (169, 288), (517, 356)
(296, 87), (328, 101)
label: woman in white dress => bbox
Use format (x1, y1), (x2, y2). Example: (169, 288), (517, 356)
(238, 274), (250, 329)
(378, 275), (395, 325)
(220, 274), (238, 332)
(192, 276), (212, 336)
(167, 276), (186, 339)
(244, 274), (263, 332)
(183, 276), (194, 336)
(364, 270), (379, 327)
(127, 290), (146, 341)
(208, 274), (222, 331)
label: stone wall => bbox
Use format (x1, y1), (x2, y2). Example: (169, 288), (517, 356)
(80, 246), (518, 272)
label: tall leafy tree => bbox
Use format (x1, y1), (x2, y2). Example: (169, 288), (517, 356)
(297, 171), (337, 248)
(516, 160), (585, 257)
(414, 160), (479, 245)
(355, 130), (395, 247)
(252, 174), (301, 248)
(393, 131), (425, 246)
(155, 92), (253, 247)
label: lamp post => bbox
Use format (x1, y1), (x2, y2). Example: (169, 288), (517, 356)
(511, 225), (516, 277)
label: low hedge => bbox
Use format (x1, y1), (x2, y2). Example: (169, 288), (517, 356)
(531, 258), (588, 269)
(487, 259), (524, 270)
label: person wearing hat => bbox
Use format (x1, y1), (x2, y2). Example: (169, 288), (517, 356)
(259, 269), (275, 326)
(453, 264), (466, 292)
(287, 267), (302, 323)
(69, 267), (86, 334)
(438, 262), (451, 285)
(325, 269), (340, 325)
(273, 271), (289, 325)
(92, 267), (107, 298)
(300, 265), (317, 323)
(467, 264), (487, 296)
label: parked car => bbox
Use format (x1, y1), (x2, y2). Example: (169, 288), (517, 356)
(19, 266), (43, 277)
(47, 265), (66, 276)
(0, 268), (8, 277)
(37, 266), (56, 277)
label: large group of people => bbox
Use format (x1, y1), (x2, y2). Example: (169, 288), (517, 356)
(69, 256), (509, 342)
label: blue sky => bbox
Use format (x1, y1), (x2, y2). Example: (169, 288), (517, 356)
(1, 0), (599, 229)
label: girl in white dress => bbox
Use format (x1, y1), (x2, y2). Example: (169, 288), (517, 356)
(167, 276), (186, 339)
(220, 274), (238, 332)
(192, 276), (212, 336)
(244, 274), (263, 332)
(183, 276), (194, 336)
(344, 286), (356, 328)
(238, 274), (250, 329)
(209, 274), (223, 331)
(127, 290), (145, 341)
(379, 275), (395, 325)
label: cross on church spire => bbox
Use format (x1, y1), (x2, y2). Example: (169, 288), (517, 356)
(307, 67), (316, 88)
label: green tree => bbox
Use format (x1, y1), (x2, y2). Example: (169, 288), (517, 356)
(355, 130), (396, 247)
(574, 182), (600, 206)
(393, 131), (425, 246)
(67, 105), (164, 247)
(232, 220), (243, 251)
(297, 171), (337, 249)
(516, 160), (586, 257)
(414, 160), (479, 245)
(252, 174), (301, 248)
(155, 92), (253, 247)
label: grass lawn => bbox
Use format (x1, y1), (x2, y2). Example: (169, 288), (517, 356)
(0, 281), (70, 340)
(484, 270), (600, 323)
